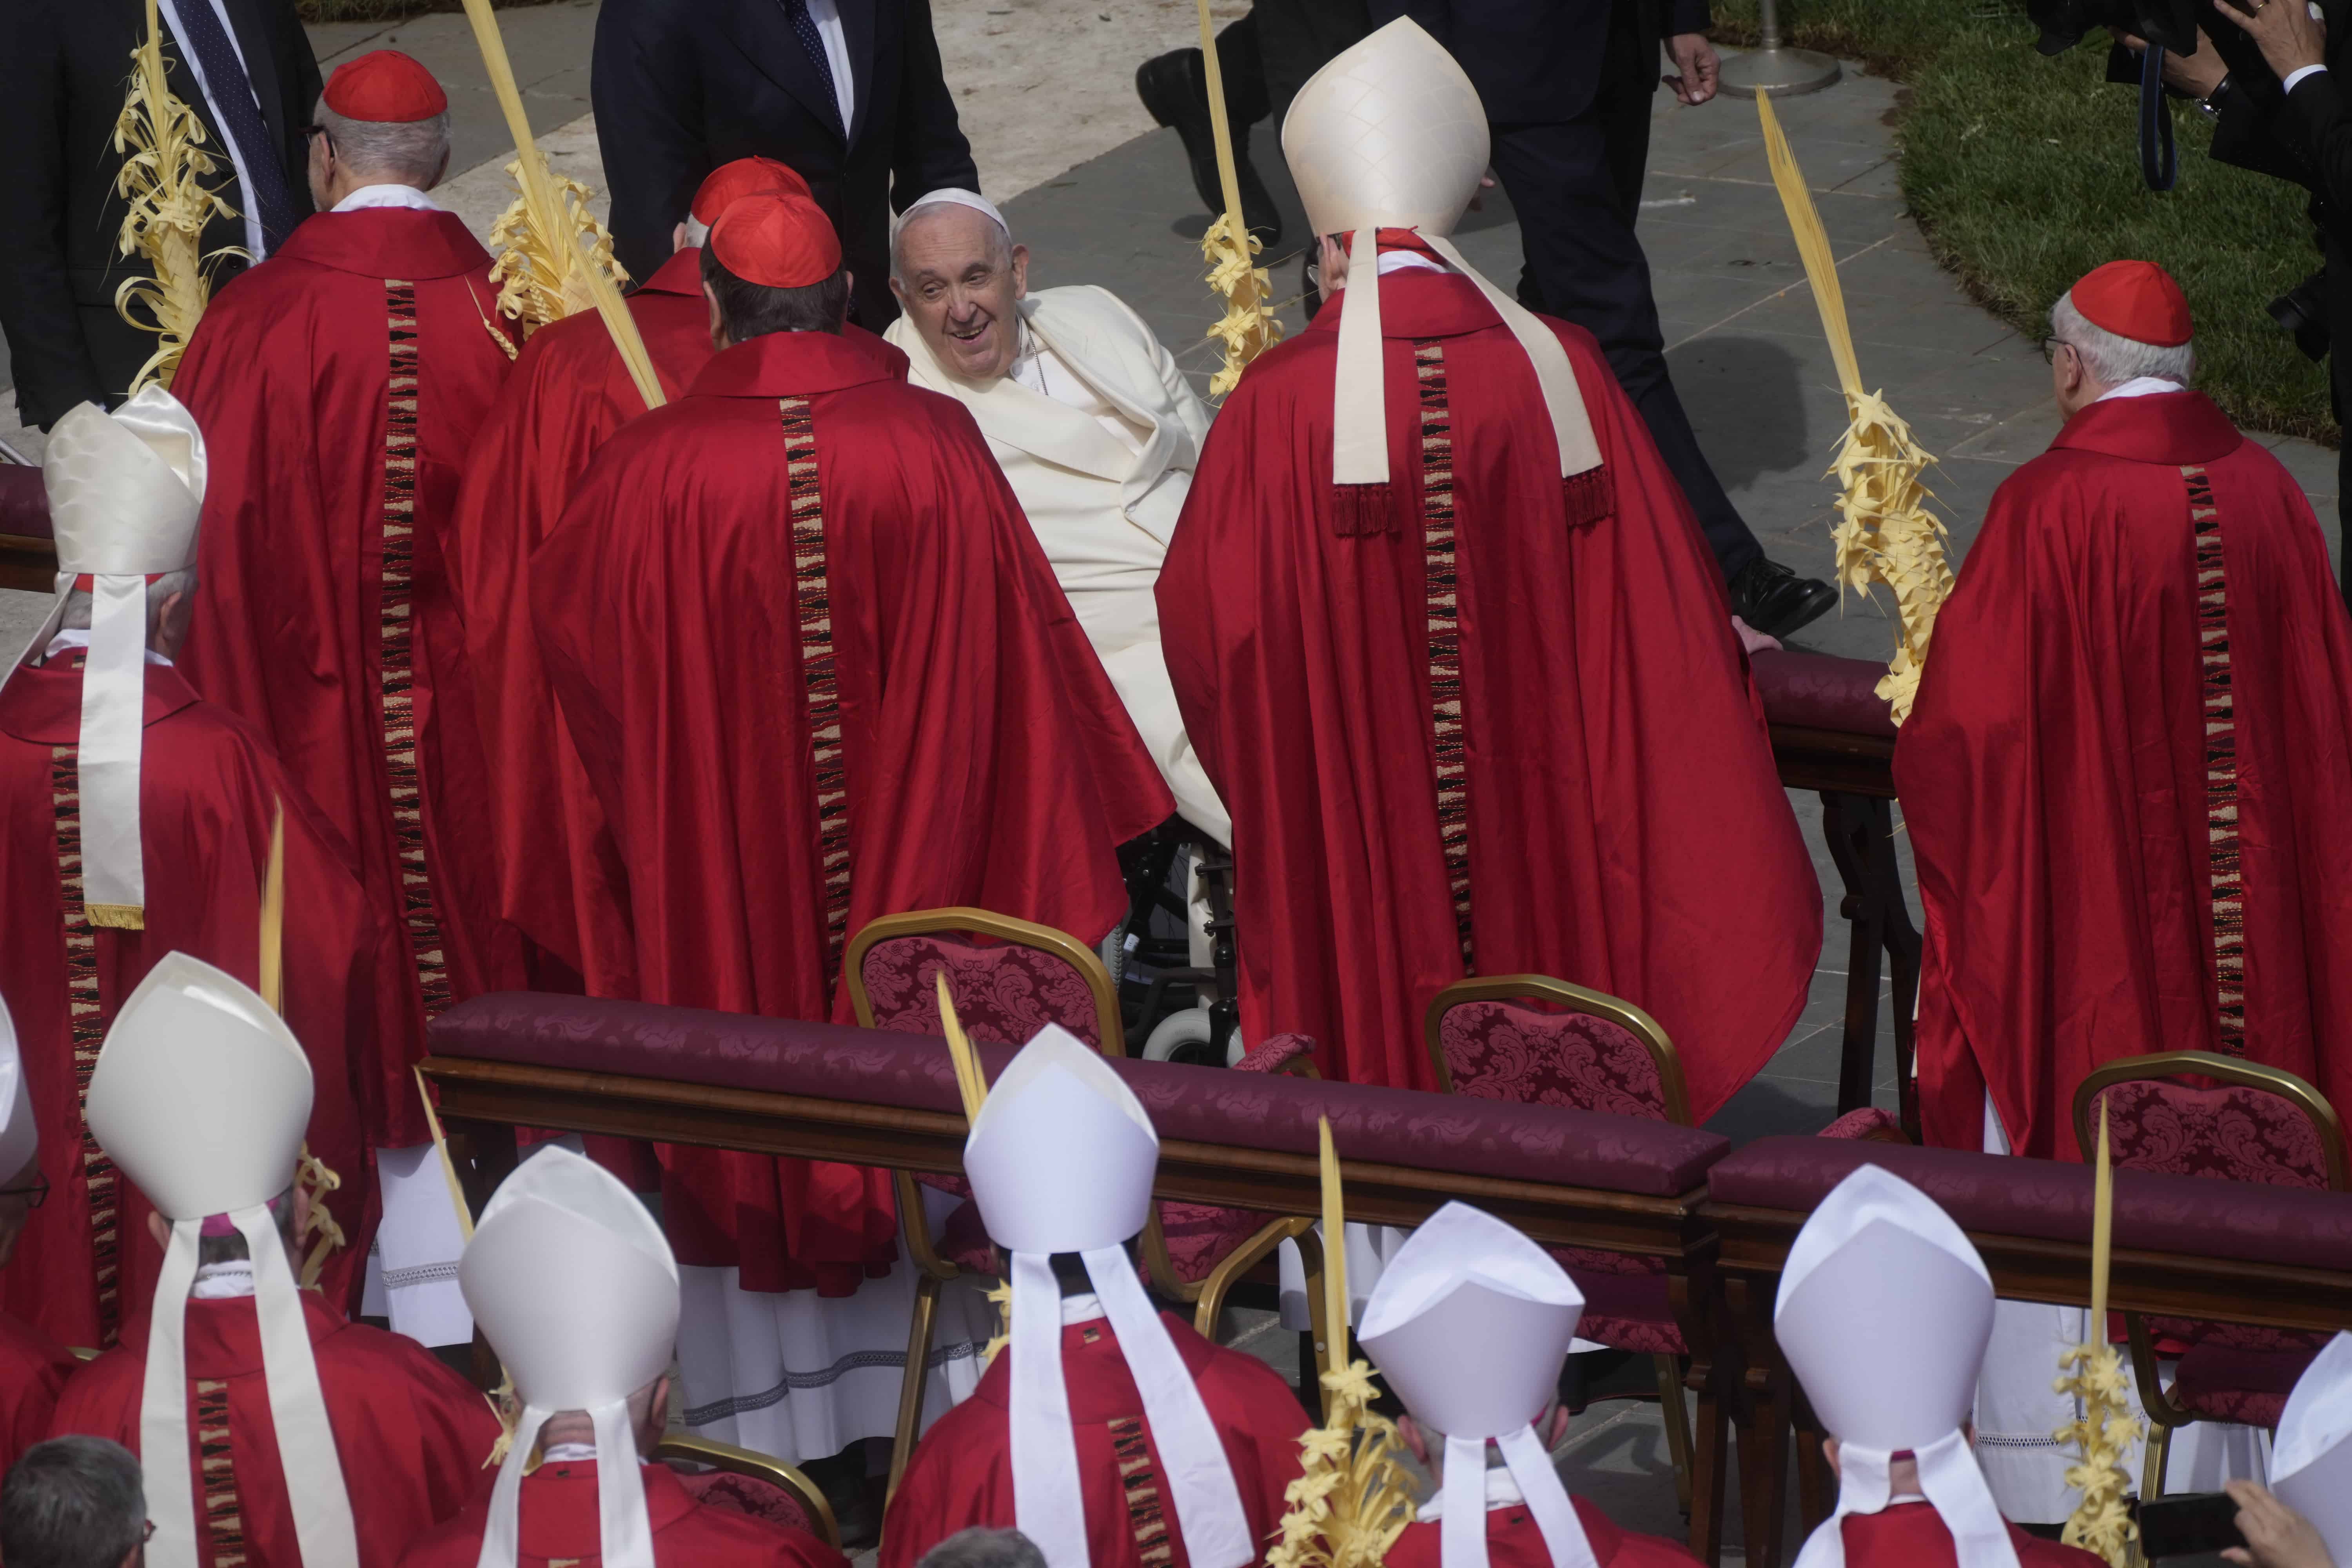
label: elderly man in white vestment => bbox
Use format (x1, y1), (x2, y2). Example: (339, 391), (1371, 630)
(884, 187), (1229, 846)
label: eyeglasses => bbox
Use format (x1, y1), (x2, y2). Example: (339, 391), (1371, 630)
(143, 1521), (158, 1543)
(2040, 335), (2078, 364)
(301, 123), (327, 140)
(0, 1172), (47, 1209)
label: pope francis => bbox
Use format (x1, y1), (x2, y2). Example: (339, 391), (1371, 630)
(885, 189), (1229, 846)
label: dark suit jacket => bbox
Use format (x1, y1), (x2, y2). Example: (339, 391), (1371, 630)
(1367, 0), (1693, 123)
(2201, 16), (2352, 254)
(592, 0), (977, 329)
(0, 0), (319, 430)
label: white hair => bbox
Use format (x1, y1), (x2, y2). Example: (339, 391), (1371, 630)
(59, 568), (198, 638)
(2050, 292), (2195, 388)
(681, 214), (713, 247)
(315, 100), (451, 188)
(889, 200), (1014, 287)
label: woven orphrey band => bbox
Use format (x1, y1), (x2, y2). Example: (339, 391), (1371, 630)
(1107, 1412), (1174, 1566)
(2185, 464), (2245, 1054)
(49, 738), (122, 1344)
(379, 281), (453, 1015)
(1417, 339), (1472, 967)
(195, 1379), (247, 1568)
(781, 396), (853, 989)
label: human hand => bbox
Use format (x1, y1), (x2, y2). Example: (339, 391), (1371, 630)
(1665, 33), (1722, 103)
(1466, 168), (1499, 212)
(1732, 615), (1781, 655)
(2110, 24), (2232, 96)
(2212, 0), (2330, 82)
(2220, 1480), (2336, 1568)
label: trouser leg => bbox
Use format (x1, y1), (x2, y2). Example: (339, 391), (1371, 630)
(1253, 0), (1370, 124)
(1488, 117), (1764, 579)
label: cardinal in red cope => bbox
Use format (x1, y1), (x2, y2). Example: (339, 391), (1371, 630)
(879, 1029), (1303, 1568)
(1158, 19), (1816, 1099)
(53, 956), (503, 1568)
(399, 1146), (847, 1568)
(1898, 260), (2352, 1162)
(170, 49), (519, 1345)
(0, 1003), (75, 1467)
(0, 392), (375, 1354)
(534, 194), (1168, 1455)
(448, 155), (907, 996)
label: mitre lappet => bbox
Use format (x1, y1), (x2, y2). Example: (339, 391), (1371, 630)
(4, 387), (206, 927)
(1279, 17), (1606, 526)
(0, 996), (32, 1185)
(84, 952), (358, 1568)
(1360, 1201), (1597, 1568)
(1775, 1166), (2014, 1568)
(962, 1025), (1254, 1568)
(2271, 1332), (2352, 1564)
(461, 1143), (681, 1568)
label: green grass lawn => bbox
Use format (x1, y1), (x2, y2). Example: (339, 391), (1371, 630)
(1712, 0), (2336, 441)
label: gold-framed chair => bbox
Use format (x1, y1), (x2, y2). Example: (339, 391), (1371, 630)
(2071, 1051), (2349, 1506)
(1424, 974), (1697, 1506)
(648, 1431), (839, 1548)
(846, 908), (1324, 1497)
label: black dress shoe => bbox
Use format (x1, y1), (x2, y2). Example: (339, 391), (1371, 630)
(1135, 49), (1283, 245)
(1727, 556), (1839, 640)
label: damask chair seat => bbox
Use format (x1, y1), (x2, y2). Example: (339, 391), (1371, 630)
(2073, 1052), (2348, 1504)
(651, 1434), (838, 1547)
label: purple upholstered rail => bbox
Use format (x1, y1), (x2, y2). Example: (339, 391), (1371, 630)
(1749, 650), (1898, 739)
(0, 467), (49, 541)
(430, 993), (1729, 1197)
(1713, 1137), (2352, 1272)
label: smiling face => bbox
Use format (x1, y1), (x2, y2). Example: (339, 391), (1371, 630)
(890, 204), (1028, 383)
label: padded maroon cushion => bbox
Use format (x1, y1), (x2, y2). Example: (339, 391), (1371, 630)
(2091, 1078), (2333, 1188)
(860, 933), (1106, 1049)
(1750, 650), (1896, 739)
(430, 995), (1729, 1196)
(940, 1198), (996, 1276)
(669, 1466), (817, 1533)
(2168, 1339), (2322, 1426)
(1568, 1270), (1684, 1356)
(0, 467), (49, 541)
(1708, 1138), (2352, 1273)
(1439, 999), (1669, 1117)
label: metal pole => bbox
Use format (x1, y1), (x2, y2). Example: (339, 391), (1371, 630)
(1719, 0), (1841, 98)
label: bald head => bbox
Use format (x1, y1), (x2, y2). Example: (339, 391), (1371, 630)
(889, 202), (1028, 383)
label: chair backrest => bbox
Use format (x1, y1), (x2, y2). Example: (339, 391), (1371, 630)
(650, 1433), (839, 1548)
(845, 907), (1123, 1054)
(2072, 1052), (2348, 1191)
(1423, 974), (1688, 1126)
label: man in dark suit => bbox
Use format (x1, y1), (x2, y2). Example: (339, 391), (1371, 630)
(1368, 0), (1840, 638)
(0, 0), (319, 431)
(593, 0), (977, 331)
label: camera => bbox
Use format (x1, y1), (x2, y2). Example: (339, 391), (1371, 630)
(2027, 0), (2200, 56)
(2272, 269), (2334, 361)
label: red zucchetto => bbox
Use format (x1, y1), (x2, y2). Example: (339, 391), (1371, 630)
(2068, 259), (2193, 347)
(322, 50), (448, 123)
(691, 157), (812, 224)
(707, 190), (842, 288)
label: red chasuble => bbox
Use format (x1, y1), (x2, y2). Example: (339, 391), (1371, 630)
(50, 1290), (504, 1568)
(1158, 267), (1818, 1102)
(877, 1311), (1307, 1568)
(0, 661), (376, 1350)
(1385, 1496), (1702, 1566)
(397, 1458), (850, 1568)
(534, 330), (1169, 1291)
(1837, 1503), (2106, 1568)
(448, 249), (907, 992)
(1897, 391), (2352, 1158)
(0, 1309), (76, 1470)
(172, 206), (524, 1147)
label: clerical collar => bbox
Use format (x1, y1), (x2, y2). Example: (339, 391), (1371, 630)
(542, 1441), (599, 1463)
(1376, 249), (1451, 277)
(2094, 376), (2188, 402)
(1061, 1291), (1107, 1326)
(42, 629), (171, 667)
(331, 183), (444, 214)
(1417, 1461), (1524, 1520)
(191, 1260), (257, 1300)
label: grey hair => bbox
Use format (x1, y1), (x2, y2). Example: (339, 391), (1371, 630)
(915, 1528), (1049, 1568)
(2050, 292), (2195, 388)
(195, 1187), (298, 1269)
(889, 202), (1014, 288)
(315, 100), (451, 188)
(58, 566), (198, 635)
(0, 1437), (145, 1568)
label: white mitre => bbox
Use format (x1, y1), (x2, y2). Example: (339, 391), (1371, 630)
(463, 1145), (681, 1568)
(1279, 19), (1604, 519)
(0, 997), (32, 1184)
(3, 386), (205, 930)
(1775, 1165), (2016, 1568)
(84, 952), (357, 1568)
(962, 1025), (1252, 1568)
(2272, 1332), (2352, 1565)
(1360, 1202), (1597, 1568)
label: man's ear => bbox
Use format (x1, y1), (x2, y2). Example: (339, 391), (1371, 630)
(1397, 1413), (1429, 1465)
(703, 281), (727, 349)
(148, 1211), (172, 1252)
(1822, 1435), (1841, 1471)
(1544, 1405), (1573, 1447)
(1011, 242), (1031, 301)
